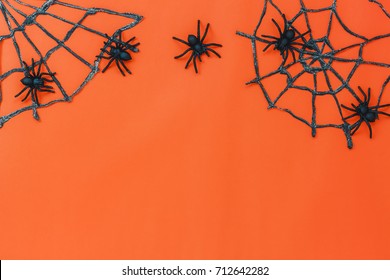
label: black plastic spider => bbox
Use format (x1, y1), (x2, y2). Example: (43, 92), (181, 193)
(342, 86), (390, 138)
(260, 15), (310, 65)
(15, 59), (55, 106)
(98, 32), (140, 76)
(173, 20), (222, 73)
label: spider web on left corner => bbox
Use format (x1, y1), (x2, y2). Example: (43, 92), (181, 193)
(0, 0), (142, 127)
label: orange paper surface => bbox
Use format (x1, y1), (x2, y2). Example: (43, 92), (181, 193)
(0, 0), (390, 259)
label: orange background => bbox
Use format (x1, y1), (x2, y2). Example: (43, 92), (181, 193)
(1, 0), (390, 259)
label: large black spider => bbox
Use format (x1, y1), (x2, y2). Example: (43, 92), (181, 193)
(173, 20), (222, 73)
(260, 14), (310, 65)
(15, 59), (55, 106)
(98, 32), (140, 76)
(342, 86), (390, 138)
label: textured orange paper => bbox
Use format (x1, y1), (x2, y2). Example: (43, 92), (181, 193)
(0, 0), (390, 259)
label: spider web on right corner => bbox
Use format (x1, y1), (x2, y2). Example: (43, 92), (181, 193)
(369, 0), (390, 18)
(237, 0), (390, 148)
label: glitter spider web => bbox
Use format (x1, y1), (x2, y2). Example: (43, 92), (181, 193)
(237, 0), (390, 148)
(0, 0), (142, 127)
(369, 0), (390, 19)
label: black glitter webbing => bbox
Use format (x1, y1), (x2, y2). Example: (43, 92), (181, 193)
(0, 0), (142, 126)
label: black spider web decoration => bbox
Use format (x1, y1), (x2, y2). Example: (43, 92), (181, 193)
(0, 0), (142, 127)
(237, 0), (390, 148)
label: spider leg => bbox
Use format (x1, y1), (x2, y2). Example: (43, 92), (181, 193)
(123, 37), (140, 52)
(350, 120), (362, 135)
(41, 84), (54, 89)
(290, 45), (303, 54)
(358, 86), (367, 102)
(125, 37), (136, 44)
(32, 89), (40, 106)
(370, 104), (390, 109)
(185, 53), (195, 69)
(96, 55), (112, 59)
(254, 36), (272, 44)
(119, 59), (132, 75)
(263, 43), (274, 52)
(205, 48), (221, 58)
(31, 58), (36, 76)
(40, 73), (55, 78)
(291, 30), (311, 42)
(100, 48), (111, 55)
(115, 41), (121, 51)
(193, 54), (199, 73)
(15, 86), (28, 98)
(341, 104), (357, 112)
(174, 48), (192, 59)
(36, 61), (43, 77)
(284, 50), (289, 64)
(201, 22), (210, 42)
(290, 42), (305, 47)
(282, 14), (289, 31)
(377, 111), (390, 117)
(291, 49), (297, 63)
(197, 20), (201, 39)
(205, 50), (210, 57)
(39, 89), (55, 93)
(21, 89), (32, 102)
(198, 54), (202, 62)
(118, 33), (125, 44)
(173, 37), (190, 46)
(22, 61), (29, 71)
(261, 35), (279, 40)
(115, 59), (126, 76)
(282, 49), (289, 65)
(41, 77), (54, 82)
(102, 58), (116, 73)
(343, 113), (359, 120)
(271, 18), (283, 37)
(363, 118), (373, 138)
(204, 43), (223, 48)
(127, 42), (140, 52)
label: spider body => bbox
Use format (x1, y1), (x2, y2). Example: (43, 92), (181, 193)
(188, 35), (206, 54)
(261, 15), (310, 65)
(173, 20), (222, 73)
(109, 47), (132, 61)
(275, 29), (295, 52)
(98, 32), (140, 76)
(355, 103), (377, 122)
(21, 76), (44, 88)
(342, 86), (390, 138)
(15, 59), (55, 105)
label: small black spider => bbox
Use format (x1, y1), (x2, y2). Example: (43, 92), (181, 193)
(342, 86), (390, 138)
(173, 20), (222, 73)
(15, 58), (55, 106)
(98, 32), (140, 76)
(260, 14), (310, 65)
